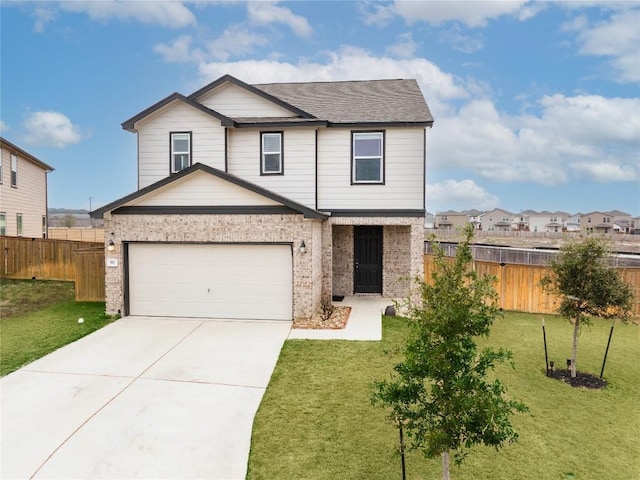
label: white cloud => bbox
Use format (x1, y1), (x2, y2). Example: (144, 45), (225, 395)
(247, 2), (312, 37)
(359, 1), (397, 27)
(206, 25), (269, 62)
(154, 35), (202, 63)
(385, 32), (418, 59)
(59, 1), (195, 28)
(427, 179), (499, 212)
(439, 26), (484, 53)
(22, 111), (83, 148)
(394, 0), (533, 27)
(570, 162), (638, 182)
(32, 6), (57, 32)
(0, 120), (9, 133)
(571, 8), (640, 83)
(429, 93), (640, 186)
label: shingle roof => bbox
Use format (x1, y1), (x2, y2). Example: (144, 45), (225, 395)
(253, 79), (434, 125)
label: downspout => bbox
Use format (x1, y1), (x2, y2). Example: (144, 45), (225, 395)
(224, 127), (228, 173)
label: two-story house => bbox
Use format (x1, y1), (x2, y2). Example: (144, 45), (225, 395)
(581, 211), (614, 234)
(434, 210), (468, 230)
(91, 75), (433, 321)
(479, 208), (514, 232)
(0, 137), (54, 238)
(528, 211), (567, 233)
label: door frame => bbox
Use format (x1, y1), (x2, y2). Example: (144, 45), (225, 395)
(353, 226), (383, 294)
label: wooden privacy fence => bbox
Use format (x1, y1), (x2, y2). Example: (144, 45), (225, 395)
(48, 227), (105, 242)
(424, 255), (640, 317)
(0, 236), (105, 302)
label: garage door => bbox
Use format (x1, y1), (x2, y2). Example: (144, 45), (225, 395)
(127, 243), (293, 320)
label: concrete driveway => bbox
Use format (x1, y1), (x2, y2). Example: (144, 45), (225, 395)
(1, 316), (291, 480)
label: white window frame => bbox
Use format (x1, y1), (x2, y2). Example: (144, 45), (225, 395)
(352, 131), (384, 184)
(170, 132), (191, 174)
(0, 213), (6, 236)
(261, 132), (283, 175)
(11, 154), (17, 187)
(16, 213), (23, 236)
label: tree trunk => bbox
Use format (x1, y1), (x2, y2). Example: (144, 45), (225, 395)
(571, 314), (580, 378)
(442, 451), (450, 480)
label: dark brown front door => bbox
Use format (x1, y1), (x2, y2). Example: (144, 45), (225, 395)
(354, 226), (383, 293)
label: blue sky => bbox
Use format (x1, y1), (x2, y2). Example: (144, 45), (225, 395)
(1, 1), (639, 215)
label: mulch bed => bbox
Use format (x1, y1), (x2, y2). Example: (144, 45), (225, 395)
(292, 306), (351, 329)
(546, 369), (607, 389)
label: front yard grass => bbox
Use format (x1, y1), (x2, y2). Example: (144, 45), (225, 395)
(247, 312), (640, 479)
(1, 279), (112, 376)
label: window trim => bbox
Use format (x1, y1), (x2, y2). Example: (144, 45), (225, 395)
(0, 212), (6, 236)
(169, 132), (192, 174)
(16, 213), (23, 237)
(351, 130), (385, 185)
(260, 131), (284, 176)
(11, 153), (17, 187)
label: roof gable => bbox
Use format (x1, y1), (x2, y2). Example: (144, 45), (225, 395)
(122, 93), (234, 132)
(0, 137), (54, 171)
(188, 74), (314, 119)
(91, 163), (326, 219)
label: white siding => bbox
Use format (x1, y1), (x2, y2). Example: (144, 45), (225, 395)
(131, 170), (280, 207)
(0, 146), (48, 238)
(135, 100), (225, 188)
(317, 127), (425, 210)
(197, 83), (295, 118)
(227, 128), (316, 208)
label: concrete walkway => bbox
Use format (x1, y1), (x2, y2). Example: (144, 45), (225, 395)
(288, 296), (394, 341)
(1, 317), (291, 480)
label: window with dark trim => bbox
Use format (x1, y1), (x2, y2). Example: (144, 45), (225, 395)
(42, 216), (47, 238)
(352, 131), (384, 184)
(16, 213), (23, 236)
(11, 154), (17, 187)
(261, 132), (283, 175)
(0, 213), (6, 235)
(170, 132), (191, 173)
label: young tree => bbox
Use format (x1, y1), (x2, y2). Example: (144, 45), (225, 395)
(60, 214), (76, 228)
(541, 237), (634, 378)
(372, 224), (526, 479)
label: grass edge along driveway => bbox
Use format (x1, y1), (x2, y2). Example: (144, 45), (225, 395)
(1, 279), (112, 376)
(247, 312), (640, 480)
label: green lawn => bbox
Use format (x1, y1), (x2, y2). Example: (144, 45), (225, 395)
(247, 313), (640, 480)
(0, 279), (112, 376)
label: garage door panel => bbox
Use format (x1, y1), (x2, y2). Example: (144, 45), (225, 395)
(128, 244), (292, 320)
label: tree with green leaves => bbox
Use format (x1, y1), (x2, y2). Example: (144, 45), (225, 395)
(372, 224), (526, 479)
(541, 236), (634, 378)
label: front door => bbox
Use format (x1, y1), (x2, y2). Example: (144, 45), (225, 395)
(354, 226), (383, 293)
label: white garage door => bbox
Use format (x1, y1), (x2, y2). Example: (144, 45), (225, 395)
(127, 243), (293, 320)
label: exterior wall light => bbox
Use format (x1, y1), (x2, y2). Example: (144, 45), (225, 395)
(107, 239), (115, 251)
(299, 241), (307, 254)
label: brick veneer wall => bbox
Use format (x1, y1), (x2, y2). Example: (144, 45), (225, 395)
(326, 216), (424, 300)
(104, 213), (322, 320)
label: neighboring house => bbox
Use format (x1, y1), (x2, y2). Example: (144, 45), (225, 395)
(608, 210), (633, 233)
(434, 210), (468, 230)
(0, 137), (54, 238)
(465, 209), (485, 230)
(528, 211), (567, 233)
(565, 213), (581, 232)
(581, 211), (614, 234)
(514, 210), (534, 231)
(91, 74), (433, 321)
(480, 208), (514, 231)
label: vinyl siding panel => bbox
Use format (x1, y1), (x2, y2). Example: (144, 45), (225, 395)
(131, 170), (280, 207)
(197, 83), (296, 118)
(0, 147), (48, 238)
(136, 101), (225, 188)
(227, 128), (316, 208)
(317, 127), (425, 210)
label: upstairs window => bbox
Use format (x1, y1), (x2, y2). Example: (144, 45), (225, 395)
(261, 132), (283, 175)
(352, 131), (384, 184)
(11, 154), (17, 187)
(170, 132), (191, 173)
